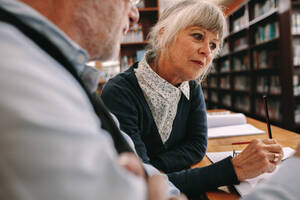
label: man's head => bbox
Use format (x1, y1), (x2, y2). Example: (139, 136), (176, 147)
(21, 0), (139, 61)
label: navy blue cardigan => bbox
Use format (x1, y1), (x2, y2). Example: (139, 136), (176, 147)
(101, 63), (239, 197)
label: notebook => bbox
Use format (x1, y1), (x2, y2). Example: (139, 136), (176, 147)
(207, 113), (265, 138)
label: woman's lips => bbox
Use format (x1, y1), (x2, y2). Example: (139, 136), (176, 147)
(191, 60), (204, 67)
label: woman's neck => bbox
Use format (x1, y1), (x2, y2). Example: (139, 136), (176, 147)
(149, 56), (183, 87)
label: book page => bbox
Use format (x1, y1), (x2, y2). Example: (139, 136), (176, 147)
(207, 113), (247, 128)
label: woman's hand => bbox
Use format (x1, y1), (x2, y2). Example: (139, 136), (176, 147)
(232, 139), (283, 181)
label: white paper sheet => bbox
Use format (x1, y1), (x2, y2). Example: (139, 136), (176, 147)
(208, 124), (265, 138)
(206, 147), (296, 196)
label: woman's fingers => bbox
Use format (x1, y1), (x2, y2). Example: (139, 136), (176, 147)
(232, 139), (283, 181)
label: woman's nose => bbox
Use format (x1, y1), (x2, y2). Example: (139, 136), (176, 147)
(198, 42), (211, 56)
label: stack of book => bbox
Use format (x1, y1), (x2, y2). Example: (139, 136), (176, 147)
(233, 36), (248, 51)
(253, 49), (279, 69)
(136, 0), (145, 8)
(293, 38), (300, 66)
(220, 60), (230, 72)
(210, 77), (218, 88)
(293, 75), (300, 96)
(257, 76), (268, 93)
(220, 76), (230, 89)
(220, 41), (229, 56)
(292, 12), (300, 35)
(295, 105), (300, 123)
(255, 98), (280, 120)
(232, 54), (250, 71)
(122, 23), (143, 43)
(253, 0), (277, 19)
(270, 75), (281, 94)
(235, 95), (250, 112)
(234, 76), (250, 91)
(232, 14), (248, 32)
(255, 22), (279, 44)
(211, 91), (218, 103)
(221, 94), (231, 107)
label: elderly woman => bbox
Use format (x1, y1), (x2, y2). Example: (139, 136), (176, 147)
(101, 0), (283, 197)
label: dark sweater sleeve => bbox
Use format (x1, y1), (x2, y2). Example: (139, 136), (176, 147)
(101, 78), (151, 163)
(168, 156), (240, 198)
(151, 81), (208, 172)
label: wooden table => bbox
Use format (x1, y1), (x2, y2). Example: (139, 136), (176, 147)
(191, 111), (300, 200)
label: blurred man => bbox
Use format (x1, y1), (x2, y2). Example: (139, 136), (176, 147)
(0, 0), (171, 199)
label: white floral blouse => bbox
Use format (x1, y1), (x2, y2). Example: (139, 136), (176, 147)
(134, 53), (190, 143)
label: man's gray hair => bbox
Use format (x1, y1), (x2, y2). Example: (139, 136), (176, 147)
(146, 0), (226, 81)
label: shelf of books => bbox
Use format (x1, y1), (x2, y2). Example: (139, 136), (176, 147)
(204, 0), (300, 132)
(120, 0), (159, 72)
(292, 0), (300, 130)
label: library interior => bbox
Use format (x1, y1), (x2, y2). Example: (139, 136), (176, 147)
(94, 0), (300, 134)
(2, 0), (300, 199)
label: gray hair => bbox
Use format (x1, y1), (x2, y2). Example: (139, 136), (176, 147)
(146, 0), (226, 81)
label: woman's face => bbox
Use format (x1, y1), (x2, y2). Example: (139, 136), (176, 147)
(160, 26), (219, 84)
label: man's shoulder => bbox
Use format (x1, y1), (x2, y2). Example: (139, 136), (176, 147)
(0, 22), (95, 112)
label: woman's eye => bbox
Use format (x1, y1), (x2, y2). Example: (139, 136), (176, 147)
(210, 42), (217, 50)
(192, 33), (203, 40)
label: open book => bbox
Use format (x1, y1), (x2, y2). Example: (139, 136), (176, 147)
(206, 147), (296, 196)
(207, 112), (265, 138)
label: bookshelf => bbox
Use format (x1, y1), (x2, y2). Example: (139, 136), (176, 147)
(120, 0), (159, 72)
(292, 0), (300, 130)
(95, 0), (159, 93)
(203, 0), (300, 133)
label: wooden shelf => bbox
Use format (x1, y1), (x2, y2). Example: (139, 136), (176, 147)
(208, 73), (219, 76)
(205, 0), (297, 132)
(231, 47), (248, 55)
(138, 7), (158, 12)
(228, 26), (248, 38)
(231, 89), (251, 94)
(218, 71), (231, 75)
(292, 1), (300, 6)
(254, 92), (282, 98)
(253, 114), (282, 126)
(249, 8), (278, 26)
(252, 68), (278, 73)
(230, 70), (252, 74)
(121, 41), (148, 46)
(119, 0), (159, 71)
(251, 37), (279, 49)
(208, 87), (219, 90)
(218, 88), (232, 92)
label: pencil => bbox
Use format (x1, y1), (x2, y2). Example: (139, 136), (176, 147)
(232, 141), (251, 145)
(263, 95), (273, 139)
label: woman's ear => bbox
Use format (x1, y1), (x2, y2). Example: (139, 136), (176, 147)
(157, 27), (165, 47)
